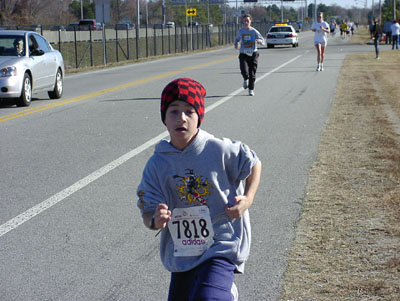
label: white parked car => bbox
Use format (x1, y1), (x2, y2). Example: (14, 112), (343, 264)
(0, 30), (64, 107)
(266, 24), (299, 48)
(166, 22), (175, 28)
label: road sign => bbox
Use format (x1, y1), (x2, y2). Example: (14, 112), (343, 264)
(186, 8), (197, 16)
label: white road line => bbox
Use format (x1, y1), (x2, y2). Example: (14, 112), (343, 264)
(0, 54), (303, 238)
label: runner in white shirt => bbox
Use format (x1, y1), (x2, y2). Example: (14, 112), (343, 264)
(311, 12), (330, 71)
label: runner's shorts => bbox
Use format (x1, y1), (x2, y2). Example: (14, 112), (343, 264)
(314, 39), (327, 46)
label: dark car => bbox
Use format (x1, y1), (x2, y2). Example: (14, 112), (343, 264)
(116, 23), (134, 30)
(78, 19), (98, 31)
(154, 23), (167, 29)
(66, 22), (79, 31)
(51, 25), (66, 31)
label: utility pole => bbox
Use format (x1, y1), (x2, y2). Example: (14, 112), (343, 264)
(116, 0), (120, 22)
(137, 0), (140, 26)
(146, 0), (149, 25)
(314, 0), (316, 22)
(379, 0), (381, 22)
(162, 0), (165, 24)
(393, 0), (396, 20)
(235, 0), (238, 24)
(305, 0), (308, 24)
(81, 0), (83, 20)
(207, 0), (210, 25)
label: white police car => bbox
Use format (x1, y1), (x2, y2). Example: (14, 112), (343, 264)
(266, 24), (299, 48)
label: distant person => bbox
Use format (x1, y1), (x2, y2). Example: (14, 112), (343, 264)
(13, 38), (24, 56)
(383, 20), (393, 44)
(312, 12), (330, 71)
(369, 22), (374, 36)
(329, 20), (336, 36)
(347, 21), (353, 35)
(340, 20), (348, 39)
(136, 77), (262, 301)
(371, 18), (382, 59)
(298, 22), (302, 32)
(391, 19), (399, 50)
(234, 14), (265, 96)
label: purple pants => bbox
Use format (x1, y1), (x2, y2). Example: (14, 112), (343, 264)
(168, 257), (236, 301)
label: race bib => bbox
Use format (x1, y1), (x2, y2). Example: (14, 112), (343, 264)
(168, 206), (214, 257)
(244, 48), (254, 56)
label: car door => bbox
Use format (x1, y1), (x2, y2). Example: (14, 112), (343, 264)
(32, 34), (57, 88)
(28, 34), (48, 89)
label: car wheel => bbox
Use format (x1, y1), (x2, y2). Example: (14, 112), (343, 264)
(48, 69), (63, 99)
(15, 73), (32, 107)
(267, 44), (274, 48)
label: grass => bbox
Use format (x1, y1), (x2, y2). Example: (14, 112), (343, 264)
(280, 27), (400, 300)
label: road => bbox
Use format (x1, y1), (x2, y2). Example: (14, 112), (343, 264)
(0, 31), (373, 300)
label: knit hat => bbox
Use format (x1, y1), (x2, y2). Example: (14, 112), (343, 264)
(161, 78), (206, 127)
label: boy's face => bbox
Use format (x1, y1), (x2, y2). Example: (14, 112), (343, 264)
(243, 17), (251, 28)
(164, 100), (199, 150)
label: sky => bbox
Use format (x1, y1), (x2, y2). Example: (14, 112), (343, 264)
(316, 0), (365, 8)
(261, 0), (367, 9)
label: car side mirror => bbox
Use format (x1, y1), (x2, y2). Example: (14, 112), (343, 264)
(31, 49), (45, 56)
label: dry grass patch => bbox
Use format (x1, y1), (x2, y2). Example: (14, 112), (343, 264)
(280, 33), (400, 300)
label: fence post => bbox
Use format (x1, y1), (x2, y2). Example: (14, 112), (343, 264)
(161, 27), (164, 55)
(102, 24), (107, 65)
(135, 25), (140, 60)
(181, 26), (184, 53)
(115, 26), (119, 63)
(145, 25), (149, 58)
(90, 27), (93, 66)
(154, 26), (157, 56)
(58, 27), (61, 52)
(168, 27), (171, 54)
(74, 28), (78, 68)
(126, 26), (130, 60)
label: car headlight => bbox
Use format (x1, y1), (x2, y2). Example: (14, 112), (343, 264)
(0, 66), (17, 77)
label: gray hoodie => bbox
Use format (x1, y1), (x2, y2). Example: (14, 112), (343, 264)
(137, 129), (259, 273)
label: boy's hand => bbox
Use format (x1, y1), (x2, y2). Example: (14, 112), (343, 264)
(154, 203), (171, 229)
(226, 195), (252, 219)
(226, 161), (261, 219)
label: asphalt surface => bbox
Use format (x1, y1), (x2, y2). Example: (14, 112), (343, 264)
(0, 31), (381, 300)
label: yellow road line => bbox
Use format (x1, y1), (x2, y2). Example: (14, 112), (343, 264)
(0, 55), (236, 123)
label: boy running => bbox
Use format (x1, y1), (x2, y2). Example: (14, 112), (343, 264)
(234, 14), (265, 96)
(137, 78), (262, 300)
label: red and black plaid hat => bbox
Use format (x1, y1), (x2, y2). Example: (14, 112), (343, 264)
(161, 78), (206, 126)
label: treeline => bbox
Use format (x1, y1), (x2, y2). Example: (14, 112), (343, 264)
(1, 0), (396, 27)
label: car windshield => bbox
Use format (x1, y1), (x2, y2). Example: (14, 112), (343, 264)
(0, 35), (25, 56)
(270, 27), (292, 33)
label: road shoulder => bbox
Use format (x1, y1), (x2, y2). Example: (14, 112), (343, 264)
(280, 48), (400, 299)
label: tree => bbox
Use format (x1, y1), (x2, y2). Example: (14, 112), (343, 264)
(381, 0), (400, 21)
(69, 0), (95, 20)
